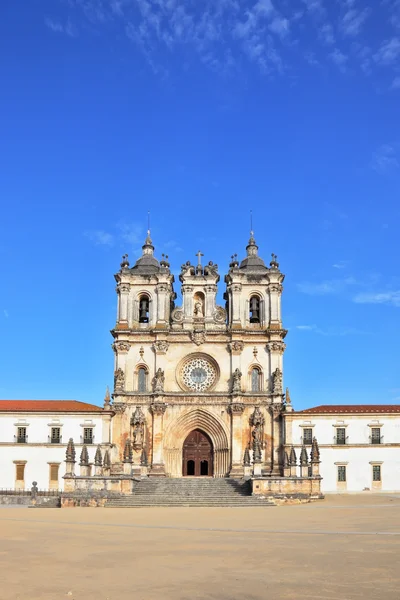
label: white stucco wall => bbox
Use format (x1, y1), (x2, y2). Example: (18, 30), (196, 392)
(290, 413), (400, 493)
(0, 412), (105, 490)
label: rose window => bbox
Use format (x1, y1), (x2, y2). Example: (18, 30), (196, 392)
(181, 357), (217, 392)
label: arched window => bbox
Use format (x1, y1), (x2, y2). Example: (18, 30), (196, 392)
(138, 368), (147, 392)
(249, 296), (260, 323)
(251, 367), (261, 392)
(139, 295), (150, 323)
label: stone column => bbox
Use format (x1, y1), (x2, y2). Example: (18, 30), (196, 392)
(230, 284), (242, 328)
(269, 283), (282, 327)
(205, 284), (217, 320)
(228, 402), (245, 478)
(156, 283), (169, 327)
(149, 402), (167, 476)
(270, 405), (282, 475)
(117, 284), (130, 326)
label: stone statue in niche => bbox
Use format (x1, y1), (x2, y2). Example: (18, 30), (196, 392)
(194, 301), (204, 318)
(131, 406), (146, 450)
(114, 368), (125, 391)
(152, 368), (165, 393)
(232, 368), (242, 393)
(272, 367), (283, 394)
(250, 406), (265, 463)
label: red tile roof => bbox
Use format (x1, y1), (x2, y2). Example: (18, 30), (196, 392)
(297, 405), (400, 415)
(0, 400), (103, 413)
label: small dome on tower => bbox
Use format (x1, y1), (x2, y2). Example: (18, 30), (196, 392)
(239, 233), (268, 272)
(131, 231), (160, 274)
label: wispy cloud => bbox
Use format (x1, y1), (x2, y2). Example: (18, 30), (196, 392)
(374, 37), (400, 66)
(353, 291), (400, 307)
(371, 144), (399, 173)
(85, 230), (114, 246)
(297, 277), (356, 295)
(340, 8), (370, 37)
(332, 260), (349, 269)
(391, 76), (400, 89)
(45, 17), (77, 37)
(329, 48), (348, 71)
(319, 23), (335, 45)
(3, 309), (9, 319)
(295, 324), (369, 336)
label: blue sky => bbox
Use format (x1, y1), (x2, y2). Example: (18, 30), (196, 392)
(0, 0), (399, 409)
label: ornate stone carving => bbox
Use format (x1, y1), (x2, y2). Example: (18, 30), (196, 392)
(130, 406), (146, 450)
(156, 284), (169, 293)
(103, 449), (111, 469)
(272, 367), (283, 394)
(266, 341), (286, 354)
(231, 368), (242, 394)
(66, 438), (76, 462)
(79, 445), (89, 466)
(253, 347), (258, 358)
(269, 283), (283, 293)
(123, 438), (133, 463)
(271, 404), (282, 416)
(114, 368), (125, 392)
(182, 285), (194, 293)
(113, 341), (130, 353)
(194, 301), (204, 318)
(181, 356), (217, 392)
(152, 368), (165, 394)
(191, 330), (206, 346)
(205, 285), (217, 293)
(228, 341), (244, 354)
(139, 346), (144, 358)
(171, 307), (184, 323)
(94, 445), (103, 467)
(150, 402), (167, 415)
(311, 437), (320, 463)
(152, 340), (169, 354)
(118, 283), (130, 294)
(232, 284), (242, 293)
(250, 407), (265, 462)
(213, 306), (226, 323)
(112, 403), (126, 414)
(228, 402), (245, 415)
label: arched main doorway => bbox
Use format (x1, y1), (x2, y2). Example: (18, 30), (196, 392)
(182, 429), (213, 476)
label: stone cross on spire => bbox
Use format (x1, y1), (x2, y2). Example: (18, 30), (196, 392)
(196, 250), (204, 266)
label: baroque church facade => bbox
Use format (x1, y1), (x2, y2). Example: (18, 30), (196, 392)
(110, 230), (292, 480)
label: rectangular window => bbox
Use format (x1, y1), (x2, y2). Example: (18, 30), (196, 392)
(372, 465), (381, 481)
(16, 464), (25, 481)
(83, 427), (93, 444)
(371, 428), (381, 444)
(50, 464), (59, 482)
(50, 427), (61, 443)
(337, 465), (346, 482)
(303, 428), (313, 445)
(16, 427), (27, 443)
(335, 428), (347, 445)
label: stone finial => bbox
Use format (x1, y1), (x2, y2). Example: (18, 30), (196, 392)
(300, 446), (308, 466)
(66, 438), (76, 462)
(140, 448), (148, 466)
(79, 445), (89, 466)
(284, 450), (290, 468)
(104, 386), (111, 409)
(270, 253), (279, 269)
(290, 446), (297, 466)
(120, 254), (130, 268)
(94, 445), (102, 467)
(123, 438), (133, 463)
(243, 446), (251, 466)
(310, 437), (320, 463)
(285, 387), (291, 405)
(103, 449), (111, 469)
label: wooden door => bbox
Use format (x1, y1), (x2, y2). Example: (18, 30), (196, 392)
(182, 429), (213, 476)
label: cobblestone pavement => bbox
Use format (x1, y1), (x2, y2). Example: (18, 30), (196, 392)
(1, 494), (399, 600)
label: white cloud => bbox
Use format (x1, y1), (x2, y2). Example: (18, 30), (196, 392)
(45, 17), (76, 37)
(297, 277), (356, 295)
(296, 325), (316, 330)
(319, 23), (335, 45)
(371, 144), (399, 173)
(329, 48), (348, 71)
(268, 17), (290, 38)
(85, 230), (114, 246)
(3, 309), (9, 319)
(353, 291), (400, 307)
(391, 76), (400, 89)
(332, 260), (348, 269)
(116, 222), (143, 246)
(374, 37), (400, 66)
(340, 9), (370, 37)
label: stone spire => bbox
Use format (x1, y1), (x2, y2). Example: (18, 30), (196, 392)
(79, 445), (89, 466)
(103, 449), (111, 469)
(284, 450), (290, 468)
(66, 438), (76, 462)
(311, 437), (320, 463)
(239, 230), (268, 272)
(300, 446), (308, 466)
(94, 445), (103, 467)
(290, 446), (297, 466)
(123, 438), (133, 463)
(243, 446), (251, 466)
(104, 386), (111, 409)
(140, 448), (148, 466)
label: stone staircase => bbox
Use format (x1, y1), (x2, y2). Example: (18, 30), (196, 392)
(105, 478), (274, 507)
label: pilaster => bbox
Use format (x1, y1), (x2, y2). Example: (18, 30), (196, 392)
(149, 401), (167, 476)
(228, 402), (245, 478)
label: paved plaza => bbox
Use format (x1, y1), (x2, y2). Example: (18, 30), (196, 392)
(1, 494), (399, 600)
